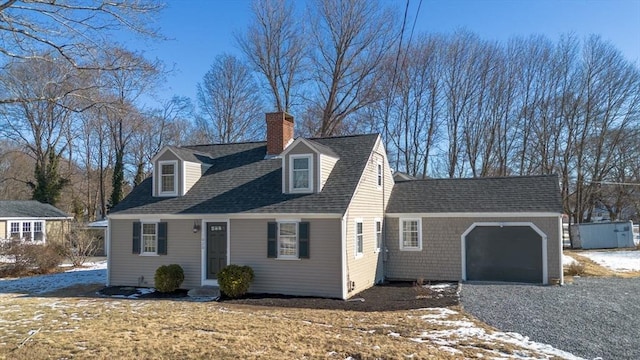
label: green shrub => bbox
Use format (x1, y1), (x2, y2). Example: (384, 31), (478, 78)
(154, 264), (185, 293)
(217, 264), (254, 298)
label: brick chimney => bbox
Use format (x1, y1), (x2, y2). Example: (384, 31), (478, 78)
(265, 112), (294, 156)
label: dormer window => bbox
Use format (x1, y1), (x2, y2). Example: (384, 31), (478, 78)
(159, 160), (178, 196)
(290, 154), (313, 193)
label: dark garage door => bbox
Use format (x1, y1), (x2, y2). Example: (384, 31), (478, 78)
(465, 226), (542, 283)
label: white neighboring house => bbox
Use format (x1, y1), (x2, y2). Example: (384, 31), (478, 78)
(0, 200), (73, 244)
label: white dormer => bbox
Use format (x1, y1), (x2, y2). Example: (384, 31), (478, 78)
(280, 138), (339, 194)
(151, 146), (213, 197)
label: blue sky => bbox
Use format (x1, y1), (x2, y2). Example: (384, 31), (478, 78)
(124, 0), (640, 106)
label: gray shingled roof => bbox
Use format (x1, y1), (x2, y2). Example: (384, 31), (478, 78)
(111, 134), (379, 215)
(386, 175), (563, 213)
(306, 139), (339, 158)
(0, 201), (71, 218)
(166, 146), (214, 164)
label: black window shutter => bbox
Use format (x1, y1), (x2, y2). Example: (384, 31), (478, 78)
(157, 222), (168, 255)
(132, 222), (141, 254)
(298, 222), (310, 259)
(267, 222), (277, 258)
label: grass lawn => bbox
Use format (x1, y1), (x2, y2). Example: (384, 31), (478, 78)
(0, 284), (574, 359)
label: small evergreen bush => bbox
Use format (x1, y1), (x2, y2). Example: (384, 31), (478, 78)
(154, 264), (185, 292)
(217, 264), (254, 298)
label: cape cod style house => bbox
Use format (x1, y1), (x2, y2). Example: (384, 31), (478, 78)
(107, 112), (564, 299)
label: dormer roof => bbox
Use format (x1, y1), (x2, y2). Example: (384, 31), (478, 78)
(281, 137), (340, 159)
(151, 146), (214, 164)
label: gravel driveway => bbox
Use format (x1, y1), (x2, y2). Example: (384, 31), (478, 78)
(461, 277), (640, 360)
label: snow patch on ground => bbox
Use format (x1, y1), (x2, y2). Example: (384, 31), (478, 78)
(562, 254), (578, 266)
(409, 308), (583, 360)
(579, 250), (640, 272)
(0, 261), (107, 295)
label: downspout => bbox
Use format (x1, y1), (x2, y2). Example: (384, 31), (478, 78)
(106, 217), (111, 286)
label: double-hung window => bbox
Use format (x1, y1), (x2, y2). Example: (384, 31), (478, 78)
(159, 160), (178, 196)
(142, 223), (158, 254)
(133, 221), (167, 255)
(375, 219), (382, 252)
(400, 218), (422, 251)
(278, 222), (298, 258)
(9, 222), (20, 240)
(355, 219), (363, 257)
(267, 221), (310, 259)
(290, 154), (313, 192)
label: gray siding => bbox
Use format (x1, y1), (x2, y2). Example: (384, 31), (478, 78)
(319, 154), (338, 191)
(385, 216), (562, 282)
(229, 218), (343, 298)
(184, 161), (201, 193)
(109, 218), (202, 289)
(344, 137), (393, 297)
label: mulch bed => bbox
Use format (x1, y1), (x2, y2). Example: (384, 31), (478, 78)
(98, 281), (459, 312)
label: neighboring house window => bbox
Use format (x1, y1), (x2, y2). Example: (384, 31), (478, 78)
(377, 161), (383, 188)
(375, 219), (382, 252)
(159, 160), (178, 196)
(400, 218), (422, 251)
(34, 222), (44, 241)
(22, 222), (31, 241)
(8, 220), (45, 242)
(132, 221), (168, 255)
(10, 222), (20, 240)
(267, 222), (310, 259)
(290, 154), (313, 192)
(355, 219), (363, 257)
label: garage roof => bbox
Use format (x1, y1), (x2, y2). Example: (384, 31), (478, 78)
(386, 175), (563, 214)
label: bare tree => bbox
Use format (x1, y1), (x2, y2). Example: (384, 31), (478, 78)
(308, 0), (399, 136)
(94, 47), (163, 207)
(0, 0), (163, 75)
(196, 54), (263, 143)
(236, 0), (305, 113)
(0, 55), (86, 205)
(130, 96), (193, 185)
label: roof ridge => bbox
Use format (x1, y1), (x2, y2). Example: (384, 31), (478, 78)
(398, 174), (558, 182)
(184, 140), (267, 148)
(308, 133), (379, 141)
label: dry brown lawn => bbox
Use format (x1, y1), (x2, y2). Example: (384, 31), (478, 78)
(563, 249), (640, 279)
(0, 287), (566, 360)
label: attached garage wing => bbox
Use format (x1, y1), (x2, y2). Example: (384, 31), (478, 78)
(462, 223), (548, 284)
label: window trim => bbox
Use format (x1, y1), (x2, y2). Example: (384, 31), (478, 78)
(374, 218), (382, 253)
(355, 218), (363, 258)
(277, 221), (299, 260)
(7, 220), (46, 243)
(140, 221), (158, 256)
(158, 160), (178, 196)
(376, 160), (383, 189)
(289, 154), (313, 193)
(399, 218), (422, 251)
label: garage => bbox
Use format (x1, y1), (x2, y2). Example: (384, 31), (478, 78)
(463, 224), (545, 283)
